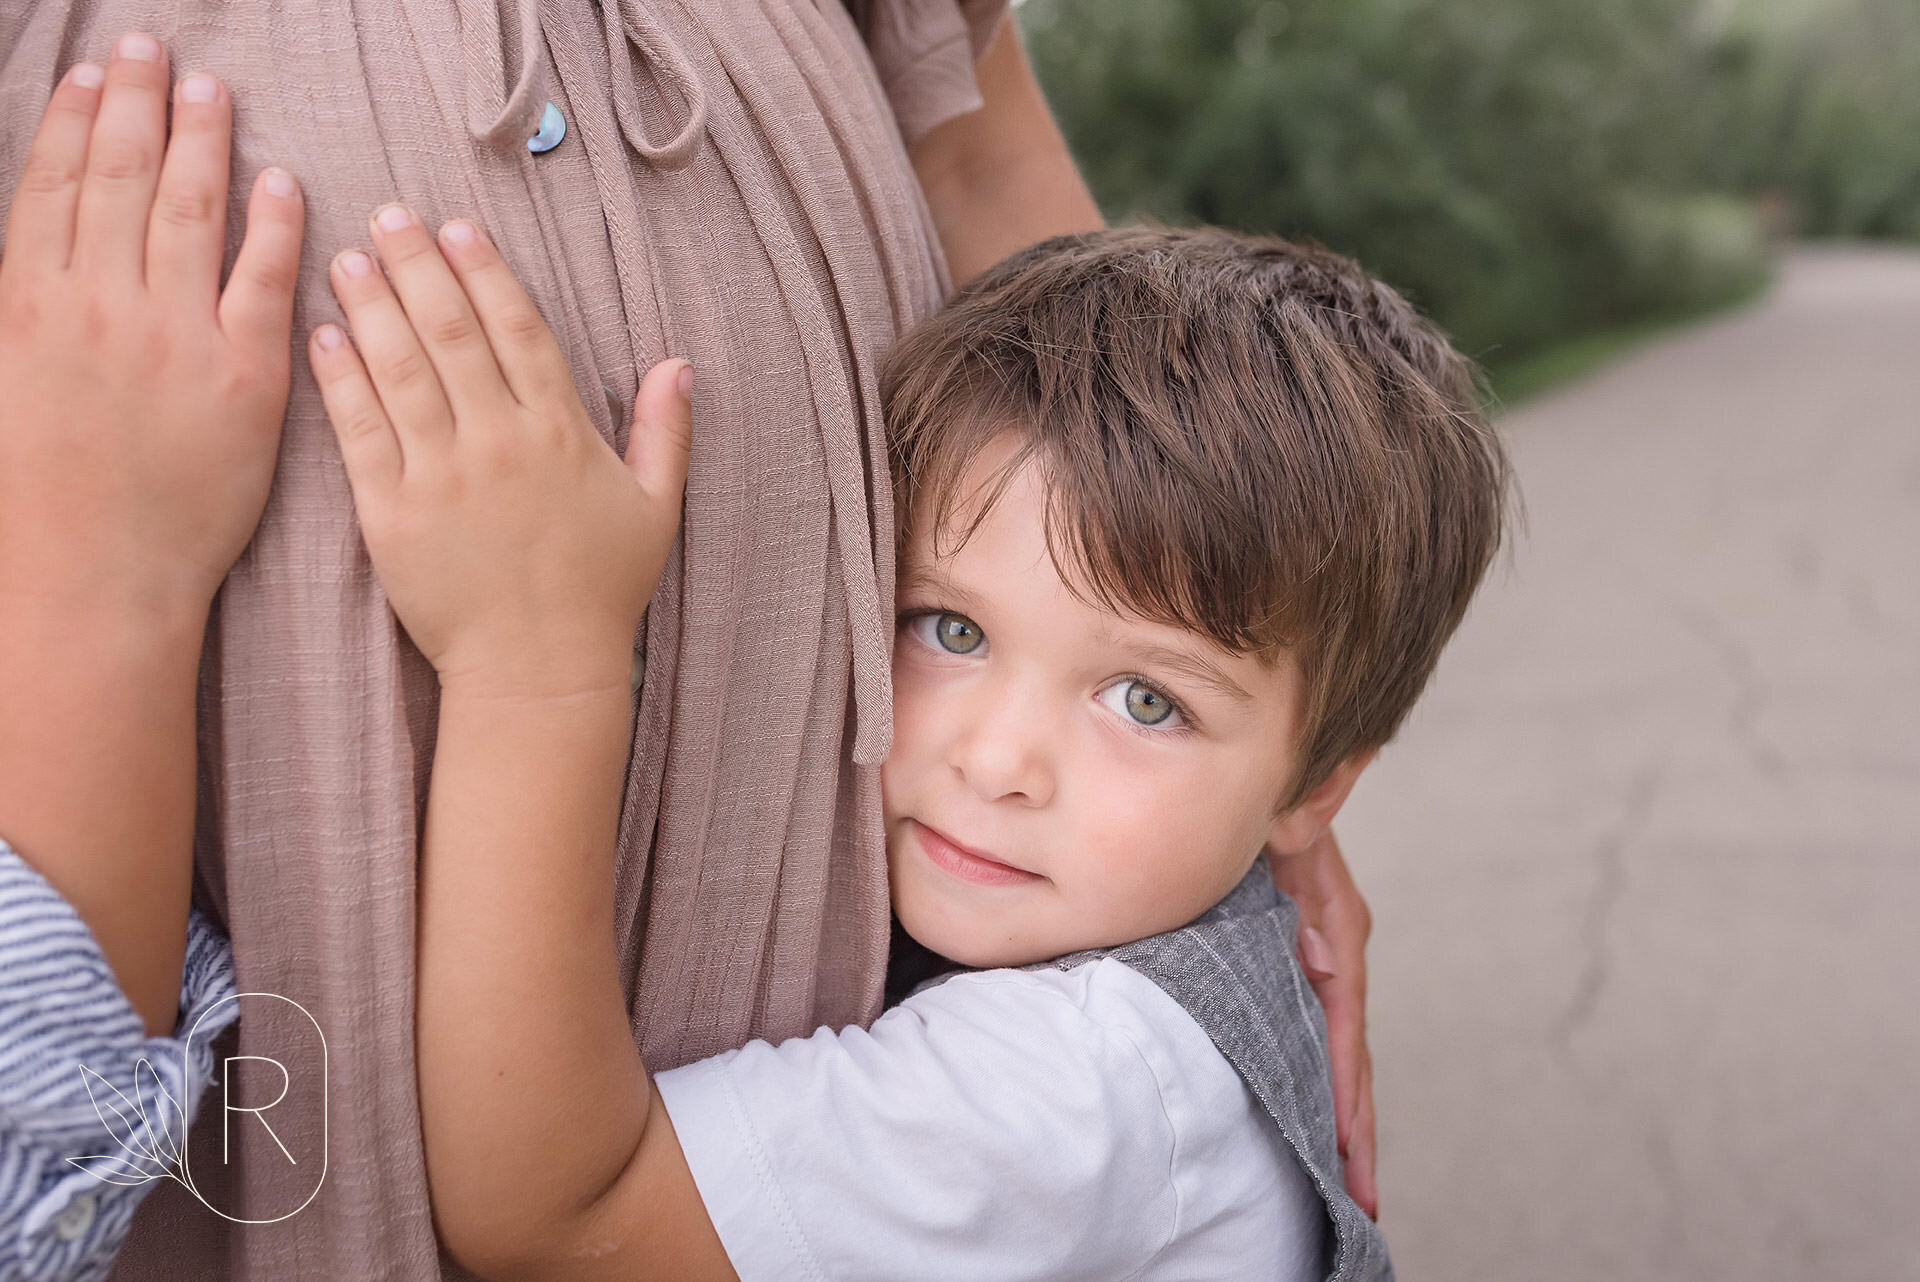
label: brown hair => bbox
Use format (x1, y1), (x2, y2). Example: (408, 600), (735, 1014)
(882, 226), (1512, 807)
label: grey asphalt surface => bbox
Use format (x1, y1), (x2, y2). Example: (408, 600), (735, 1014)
(1337, 245), (1920, 1281)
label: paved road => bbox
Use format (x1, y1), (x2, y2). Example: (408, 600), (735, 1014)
(1338, 246), (1920, 1281)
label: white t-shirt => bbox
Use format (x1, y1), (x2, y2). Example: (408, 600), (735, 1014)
(655, 956), (1330, 1281)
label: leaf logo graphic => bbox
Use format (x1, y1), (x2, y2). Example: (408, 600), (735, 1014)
(65, 1056), (189, 1187)
(65, 991), (329, 1223)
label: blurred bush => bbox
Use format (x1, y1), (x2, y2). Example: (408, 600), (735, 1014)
(1709, 0), (1920, 241)
(1019, 0), (1915, 369)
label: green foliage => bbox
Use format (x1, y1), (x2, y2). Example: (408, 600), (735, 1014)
(1709, 0), (1920, 239)
(1018, 0), (1866, 366)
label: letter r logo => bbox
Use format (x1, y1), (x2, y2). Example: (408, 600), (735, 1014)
(223, 1054), (298, 1165)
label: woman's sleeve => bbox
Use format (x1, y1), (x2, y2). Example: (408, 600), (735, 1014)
(845, 0), (1013, 145)
(0, 837), (238, 1282)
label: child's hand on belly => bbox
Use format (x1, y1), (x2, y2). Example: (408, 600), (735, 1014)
(0, 37), (305, 622)
(308, 209), (692, 702)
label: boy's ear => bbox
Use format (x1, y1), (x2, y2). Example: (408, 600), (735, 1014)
(1265, 749), (1377, 858)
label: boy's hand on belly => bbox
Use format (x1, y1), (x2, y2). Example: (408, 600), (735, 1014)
(309, 209), (692, 702)
(0, 37), (305, 623)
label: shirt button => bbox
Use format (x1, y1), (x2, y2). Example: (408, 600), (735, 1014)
(527, 102), (567, 154)
(53, 1192), (97, 1242)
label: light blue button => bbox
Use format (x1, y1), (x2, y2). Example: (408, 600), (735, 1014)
(53, 1192), (97, 1242)
(527, 102), (566, 154)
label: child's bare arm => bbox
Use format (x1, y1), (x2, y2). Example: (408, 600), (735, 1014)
(309, 213), (732, 1280)
(416, 677), (731, 1281)
(0, 40), (302, 1035)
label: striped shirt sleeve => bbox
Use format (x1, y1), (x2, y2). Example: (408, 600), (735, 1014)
(0, 835), (237, 1282)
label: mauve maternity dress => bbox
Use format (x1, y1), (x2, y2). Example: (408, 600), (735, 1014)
(0, 0), (1003, 1275)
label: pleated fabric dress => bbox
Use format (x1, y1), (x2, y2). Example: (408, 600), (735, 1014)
(0, 0), (1004, 1275)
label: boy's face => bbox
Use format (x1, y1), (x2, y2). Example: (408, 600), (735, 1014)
(882, 437), (1313, 968)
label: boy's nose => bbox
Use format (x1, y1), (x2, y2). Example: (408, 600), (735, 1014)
(946, 681), (1057, 808)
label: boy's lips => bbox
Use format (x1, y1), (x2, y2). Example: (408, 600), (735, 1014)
(910, 820), (1044, 888)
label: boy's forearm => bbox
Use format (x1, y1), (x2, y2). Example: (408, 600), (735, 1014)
(416, 680), (654, 1272)
(0, 587), (203, 1035)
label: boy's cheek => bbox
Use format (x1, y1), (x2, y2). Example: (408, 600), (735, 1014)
(878, 703), (936, 828)
(1066, 801), (1227, 934)
(884, 665), (945, 770)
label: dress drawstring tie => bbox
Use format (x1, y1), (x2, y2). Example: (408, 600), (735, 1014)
(461, 0), (708, 173)
(461, 0), (549, 146)
(601, 0), (710, 169)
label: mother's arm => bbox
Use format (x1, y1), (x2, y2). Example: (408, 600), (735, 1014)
(908, 18), (1103, 285)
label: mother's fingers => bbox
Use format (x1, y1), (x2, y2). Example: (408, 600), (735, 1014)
(367, 205), (511, 421)
(1275, 827), (1376, 1179)
(1312, 957), (1367, 1152)
(0, 62), (105, 278)
(1313, 953), (1380, 1215)
(145, 71), (232, 308)
(71, 33), (170, 280)
(1345, 1054), (1380, 1219)
(329, 247), (455, 455)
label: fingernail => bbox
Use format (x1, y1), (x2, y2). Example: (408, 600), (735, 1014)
(314, 325), (345, 351)
(337, 250), (374, 278)
(1300, 925), (1336, 978)
(374, 204), (415, 233)
(440, 220), (478, 246)
(70, 63), (105, 89)
(261, 168), (297, 199)
(178, 73), (219, 103)
(115, 33), (163, 63)
(676, 362), (695, 401)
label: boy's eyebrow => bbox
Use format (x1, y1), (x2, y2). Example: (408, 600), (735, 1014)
(896, 563), (988, 615)
(1110, 637), (1254, 704)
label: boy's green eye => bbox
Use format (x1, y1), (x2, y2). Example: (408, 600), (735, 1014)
(1124, 682), (1174, 725)
(930, 612), (984, 654)
(1096, 677), (1185, 730)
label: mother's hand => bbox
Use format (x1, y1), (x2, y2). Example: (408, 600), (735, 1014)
(1272, 827), (1380, 1218)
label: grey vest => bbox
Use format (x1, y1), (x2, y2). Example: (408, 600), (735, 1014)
(904, 863), (1393, 1282)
